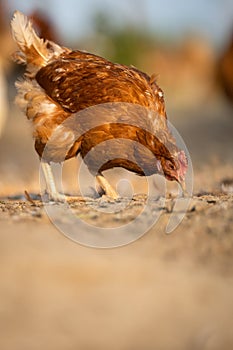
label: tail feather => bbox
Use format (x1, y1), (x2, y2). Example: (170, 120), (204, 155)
(11, 11), (51, 67)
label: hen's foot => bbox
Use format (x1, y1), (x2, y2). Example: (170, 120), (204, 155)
(96, 174), (119, 199)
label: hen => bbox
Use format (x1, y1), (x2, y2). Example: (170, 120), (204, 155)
(11, 11), (187, 200)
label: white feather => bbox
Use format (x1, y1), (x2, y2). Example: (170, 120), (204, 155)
(11, 11), (49, 64)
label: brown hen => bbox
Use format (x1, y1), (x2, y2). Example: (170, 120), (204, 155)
(11, 11), (187, 200)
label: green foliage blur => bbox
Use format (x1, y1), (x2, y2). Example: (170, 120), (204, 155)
(92, 11), (158, 68)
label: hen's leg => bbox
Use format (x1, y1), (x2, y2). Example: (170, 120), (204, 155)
(96, 173), (119, 199)
(41, 160), (86, 202)
(40, 160), (65, 202)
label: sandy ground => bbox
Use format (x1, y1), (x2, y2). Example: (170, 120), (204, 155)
(0, 100), (233, 350)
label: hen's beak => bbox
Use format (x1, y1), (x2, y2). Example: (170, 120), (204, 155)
(178, 178), (188, 197)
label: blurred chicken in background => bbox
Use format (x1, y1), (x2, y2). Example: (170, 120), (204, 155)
(29, 9), (60, 43)
(217, 29), (233, 103)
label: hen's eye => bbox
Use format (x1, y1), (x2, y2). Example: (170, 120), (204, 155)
(168, 162), (175, 170)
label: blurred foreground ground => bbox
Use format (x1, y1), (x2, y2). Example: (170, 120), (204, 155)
(0, 100), (233, 350)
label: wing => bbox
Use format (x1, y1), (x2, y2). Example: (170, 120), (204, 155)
(35, 50), (159, 114)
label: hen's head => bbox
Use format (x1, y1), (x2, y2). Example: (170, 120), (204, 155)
(158, 150), (188, 191)
(149, 80), (188, 189)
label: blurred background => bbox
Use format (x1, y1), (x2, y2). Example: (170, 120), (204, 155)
(0, 1), (233, 350)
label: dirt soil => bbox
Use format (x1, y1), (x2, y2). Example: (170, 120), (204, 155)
(0, 102), (233, 350)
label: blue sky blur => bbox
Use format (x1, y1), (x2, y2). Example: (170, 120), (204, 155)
(8, 0), (233, 48)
